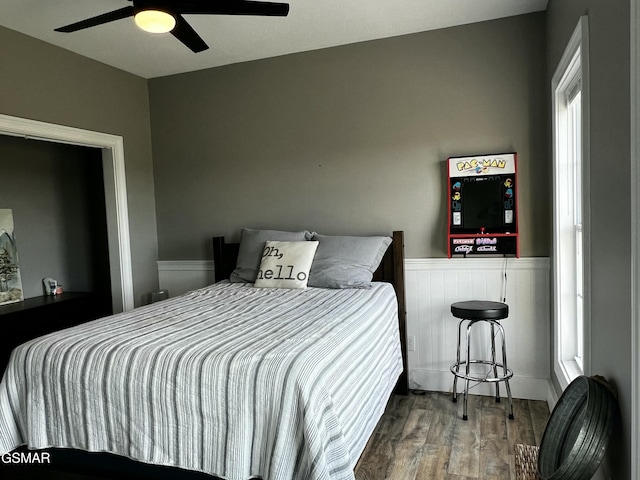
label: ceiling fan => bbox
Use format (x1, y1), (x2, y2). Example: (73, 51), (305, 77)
(54, 0), (290, 53)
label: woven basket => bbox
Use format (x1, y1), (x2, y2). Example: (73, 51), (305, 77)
(515, 444), (540, 480)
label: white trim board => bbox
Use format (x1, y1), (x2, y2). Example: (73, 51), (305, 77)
(0, 114), (134, 312)
(405, 257), (549, 271)
(158, 260), (215, 271)
(410, 369), (555, 405)
(158, 260), (215, 298)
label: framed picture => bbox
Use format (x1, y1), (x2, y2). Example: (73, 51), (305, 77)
(0, 209), (24, 305)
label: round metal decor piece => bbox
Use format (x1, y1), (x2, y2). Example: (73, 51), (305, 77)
(537, 375), (619, 480)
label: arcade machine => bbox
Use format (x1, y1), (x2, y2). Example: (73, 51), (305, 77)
(447, 153), (519, 257)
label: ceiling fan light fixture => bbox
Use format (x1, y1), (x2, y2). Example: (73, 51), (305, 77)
(134, 9), (176, 34)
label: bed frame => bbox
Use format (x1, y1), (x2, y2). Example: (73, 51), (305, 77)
(2, 231), (407, 480)
(212, 229), (408, 395)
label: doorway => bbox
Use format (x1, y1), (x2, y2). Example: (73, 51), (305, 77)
(0, 114), (134, 312)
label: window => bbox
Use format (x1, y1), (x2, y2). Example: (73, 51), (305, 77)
(569, 83), (583, 370)
(552, 16), (590, 388)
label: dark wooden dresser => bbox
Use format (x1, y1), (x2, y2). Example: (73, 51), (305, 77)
(0, 292), (111, 375)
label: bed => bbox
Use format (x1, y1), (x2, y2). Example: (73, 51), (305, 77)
(0, 230), (407, 480)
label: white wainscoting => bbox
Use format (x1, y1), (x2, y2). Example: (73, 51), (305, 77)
(406, 257), (552, 402)
(157, 257), (553, 402)
(158, 261), (215, 297)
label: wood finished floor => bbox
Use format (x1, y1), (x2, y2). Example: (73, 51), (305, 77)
(355, 391), (550, 480)
(2, 391), (550, 480)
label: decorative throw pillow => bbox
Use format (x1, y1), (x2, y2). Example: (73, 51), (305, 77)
(308, 234), (392, 289)
(229, 228), (314, 283)
(254, 241), (319, 289)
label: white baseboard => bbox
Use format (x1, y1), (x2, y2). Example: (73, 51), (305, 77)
(409, 368), (554, 404)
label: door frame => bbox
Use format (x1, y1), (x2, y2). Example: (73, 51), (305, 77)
(0, 114), (134, 312)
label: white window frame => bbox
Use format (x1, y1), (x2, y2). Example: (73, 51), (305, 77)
(552, 16), (590, 389)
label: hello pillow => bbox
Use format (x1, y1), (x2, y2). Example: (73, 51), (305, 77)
(254, 241), (319, 289)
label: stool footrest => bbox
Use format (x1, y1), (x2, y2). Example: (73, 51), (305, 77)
(450, 360), (514, 383)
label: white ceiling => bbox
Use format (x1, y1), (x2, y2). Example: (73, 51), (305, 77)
(0, 0), (548, 79)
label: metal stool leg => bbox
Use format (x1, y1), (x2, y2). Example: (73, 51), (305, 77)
(452, 318), (465, 403)
(462, 320), (473, 421)
(497, 322), (515, 420)
(490, 321), (501, 403)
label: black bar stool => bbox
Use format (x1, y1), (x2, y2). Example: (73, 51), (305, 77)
(450, 300), (514, 420)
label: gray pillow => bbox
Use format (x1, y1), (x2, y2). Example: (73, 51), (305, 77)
(308, 234), (392, 289)
(229, 228), (313, 283)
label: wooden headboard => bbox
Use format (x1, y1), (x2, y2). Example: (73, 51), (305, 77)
(212, 230), (408, 395)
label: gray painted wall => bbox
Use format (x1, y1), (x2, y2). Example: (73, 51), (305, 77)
(547, 0), (631, 477)
(0, 26), (159, 307)
(2, 4), (631, 476)
(0, 136), (110, 299)
(149, 13), (548, 260)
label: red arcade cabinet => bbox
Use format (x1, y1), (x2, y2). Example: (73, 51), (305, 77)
(447, 153), (519, 257)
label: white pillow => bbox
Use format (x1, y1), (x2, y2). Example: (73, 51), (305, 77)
(230, 228), (314, 283)
(254, 241), (319, 289)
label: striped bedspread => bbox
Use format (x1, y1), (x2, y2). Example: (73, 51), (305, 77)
(0, 282), (402, 480)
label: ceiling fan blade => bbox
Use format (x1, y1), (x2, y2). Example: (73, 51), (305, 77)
(171, 15), (209, 53)
(176, 0), (289, 16)
(55, 6), (135, 32)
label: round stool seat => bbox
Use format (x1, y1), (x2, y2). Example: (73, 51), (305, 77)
(451, 300), (509, 321)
